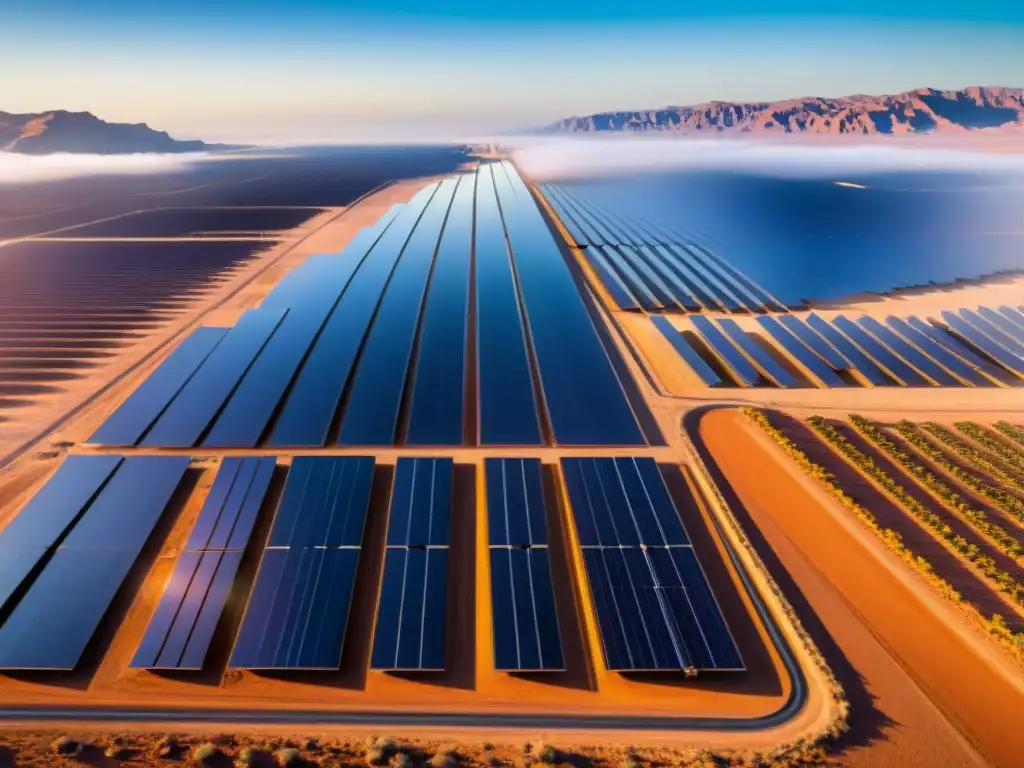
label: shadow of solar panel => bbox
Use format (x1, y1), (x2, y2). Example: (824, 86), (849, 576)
(688, 316), (760, 387)
(806, 314), (891, 386)
(371, 548), (448, 671)
(717, 318), (798, 388)
(856, 316), (960, 387)
(475, 165), (542, 445)
(406, 175), (474, 446)
(267, 457), (375, 548)
(387, 458), (452, 547)
(0, 455), (122, 550)
(267, 186), (438, 447)
(141, 309), (288, 446)
(651, 316), (722, 387)
(485, 458), (548, 547)
(832, 316), (930, 387)
(88, 328), (228, 446)
(979, 306), (1024, 344)
(755, 316), (846, 388)
(884, 317), (988, 386)
(228, 548), (360, 669)
(339, 180), (457, 445)
(489, 548), (564, 671)
(939, 312), (1024, 376)
(185, 457), (275, 551)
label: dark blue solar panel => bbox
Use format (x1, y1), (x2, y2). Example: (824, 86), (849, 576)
(755, 317), (846, 388)
(229, 548), (360, 669)
(806, 314), (891, 386)
(596, 246), (663, 310)
(474, 165), (542, 445)
(612, 247), (677, 307)
(634, 247), (702, 310)
(997, 305), (1024, 331)
(884, 317), (989, 386)
(978, 306), (1024, 345)
(88, 327), (228, 445)
(489, 548), (564, 671)
(0, 546), (49, 614)
(405, 175), (474, 446)
(579, 248), (642, 311)
(177, 550), (243, 670)
(831, 315), (930, 387)
(686, 244), (764, 313)
(580, 548), (630, 670)
(131, 551), (201, 668)
(651, 316), (722, 387)
(692, 243), (787, 312)
(267, 185), (437, 447)
(543, 184), (615, 245)
(141, 309), (287, 446)
(485, 458), (548, 547)
(267, 457), (375, 548)
(906, 316), (1007, 377)
(387, 458), (453, 547)
(717, 318), (798, 388)
(939, 312), (1024, 376)
(186, 457), (275, 551)
(0, 455), (122, 549)
(646, 245), (718, 310)
(664, 245), (741, 311)
(777, 315), (850, 370)
(689, 316), (760, 387)
(58, 456), (190, 552)
(371, 548), (448, 670)
(0, 547), (139, 669)
(338, 180), (458, 445)
(958, 309), (1024, 359)
(539, 187), (588, 246)
(496, 165), (645, 447)
(856, 316), (960, 387)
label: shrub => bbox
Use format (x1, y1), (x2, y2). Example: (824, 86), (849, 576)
(367, 748), (389, 766)
(304, 738), (320, 751)
(105, 744), (125, 760)
(52, 736), (77, 755)
(994, 420), (1024, 447)
(237, 746), (256, 766)
(193, 742), (222, 765)
(430, 751), (456, 768)
(392, 752), (414, 768)
(278, 747), (304, 767)
(619, 759), (640, 768)
(535, 744), (558, 765)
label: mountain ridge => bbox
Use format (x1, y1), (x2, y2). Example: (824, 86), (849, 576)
(0, 109), (237, 154)
(538, 86), (1024, 136)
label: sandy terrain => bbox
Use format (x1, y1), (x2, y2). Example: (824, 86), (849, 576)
(697, 408), (1024, 767)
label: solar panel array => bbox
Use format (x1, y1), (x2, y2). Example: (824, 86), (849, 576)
(653, 307), (1024, 389)
(485, 459), (565, 671)
(0, 455), (189, 669)
(372, 458), (452, 671)
(132, 457), (275, 670)
(88, 163), (647, 449)
(561, 457), (742, 671)
(228, 457), (374, 669)
(539, 183), (786, 314)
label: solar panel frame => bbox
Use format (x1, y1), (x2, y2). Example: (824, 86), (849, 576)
(688, 316), (761, 387)
(666, 245), (743, 311)
(650, 316), (723, 387)
(612, 246), (679, 307)
(633, 246), (702, 310)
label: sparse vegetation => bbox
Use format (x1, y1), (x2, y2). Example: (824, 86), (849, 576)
(277, 746), (304, 767)
(535, 744), (559, 764)
(193, 742), (222, 765)
(923, 422), (1024, 484)
(994, 421), (1024, 448)
(236, 746), (256, 765)
(52, 736), (77, 755)
(368, 748), (389, 766)
(956, 421), (1024, 471)
(431, 750), (457, 768)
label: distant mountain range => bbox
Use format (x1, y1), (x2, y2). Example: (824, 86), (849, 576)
(0, 110), (235, 154)
(538, 86), (1024, 136)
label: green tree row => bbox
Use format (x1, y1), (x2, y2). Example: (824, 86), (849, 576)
(848, 415), (1023, 562)
(954, 421), (1024, 472)
(741, 408), (1023, 656)
(808, 417), (1023, 609)
(923, 422), (1024, 486)
(994, 420), (1024, 448)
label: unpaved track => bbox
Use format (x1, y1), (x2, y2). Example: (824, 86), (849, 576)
(696, 408), (1024, 768)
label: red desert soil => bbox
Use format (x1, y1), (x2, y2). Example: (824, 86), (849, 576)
(697, 408), (1024, 768)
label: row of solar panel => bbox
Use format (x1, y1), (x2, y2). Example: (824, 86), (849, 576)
(88, 164), (647, 449)
(652, 306), (1024, 389)
(539, 183), (785, 314)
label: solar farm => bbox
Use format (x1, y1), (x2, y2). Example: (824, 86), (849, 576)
(0, 154), (1021, 757)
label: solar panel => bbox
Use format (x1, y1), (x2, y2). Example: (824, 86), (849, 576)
(386, 458), (453, 547)
(977, 306), (1024, 345)
(371, 548), (448, 671)
(578, 248), (642, 311)
(475, 165), (543, 445)
(777, 315), (850, 370)
(87, 327), (229, 445)
(595, 246), (664, 310)
(806, 314), (891, 386)
(634, 247), (702, 310)
(905, 316), (1003, 375)
(612, 247), (678, 307)
(228, 548), (360, 670)
(489, 548), (564, 671)
(405, 175), (474, 446)
(939, 312), (1024, 377)
(539, 187), (588, 246)
(541, 186), (602, 246)
(717, 318), (798, 388)
(650, 316), (723, 387)
(668, 245), (743, 311)
(958, 309), (1024, 359)
(185, 457), (275, 551)
(691, 243), (788, 312)
(647, 245), (718, 310)
(831, 315), (930, 386)
(755, 317), (846, 388)
(688, 316), (761, 387)
(267, 185), (438, 447)
(267, 457), (375, 548)
(883, 317), (989, 386)
(140, 309), (287, 446)
(684, 245), (760, 312)
(485, 458), (548, 547)
(338, 179), (458, 445)
(856, 316), (961, 387)
(997, 305), (1024, 331)
(561, 457), (689, 547)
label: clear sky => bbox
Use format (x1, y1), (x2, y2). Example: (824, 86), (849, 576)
(1, 1), (1022, 143)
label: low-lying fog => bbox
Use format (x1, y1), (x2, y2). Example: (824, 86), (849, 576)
(0, 152), (213, 184)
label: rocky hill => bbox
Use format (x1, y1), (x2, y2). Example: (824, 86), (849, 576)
(0, 110), (232, 154)
(538, 86), (1024, 136)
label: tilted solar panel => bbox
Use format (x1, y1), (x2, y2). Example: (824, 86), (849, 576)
(651, 316), (723, 387)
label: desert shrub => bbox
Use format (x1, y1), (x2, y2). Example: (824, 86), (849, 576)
(392, 752), (414, 768)
(619, 759), (640, 768)
(237, 746), (256, 765)
(105, 744), (126, 760)
(193, 742), (222, 765)
(429, 751), (456, 768)
(367, 748), (389, 766)
(994, 421), (1024, 447)
(955, 422), (1024, 469)
(535, 744), (558, 765)
(278, 747), (304, 767)
(52, 736), (77, 755)
(305, 738), (320, 751)
(482, 743), (494, 752)
(522, 743), (532, 755)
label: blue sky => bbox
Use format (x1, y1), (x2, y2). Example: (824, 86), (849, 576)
(1, 1), (1022, 142)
